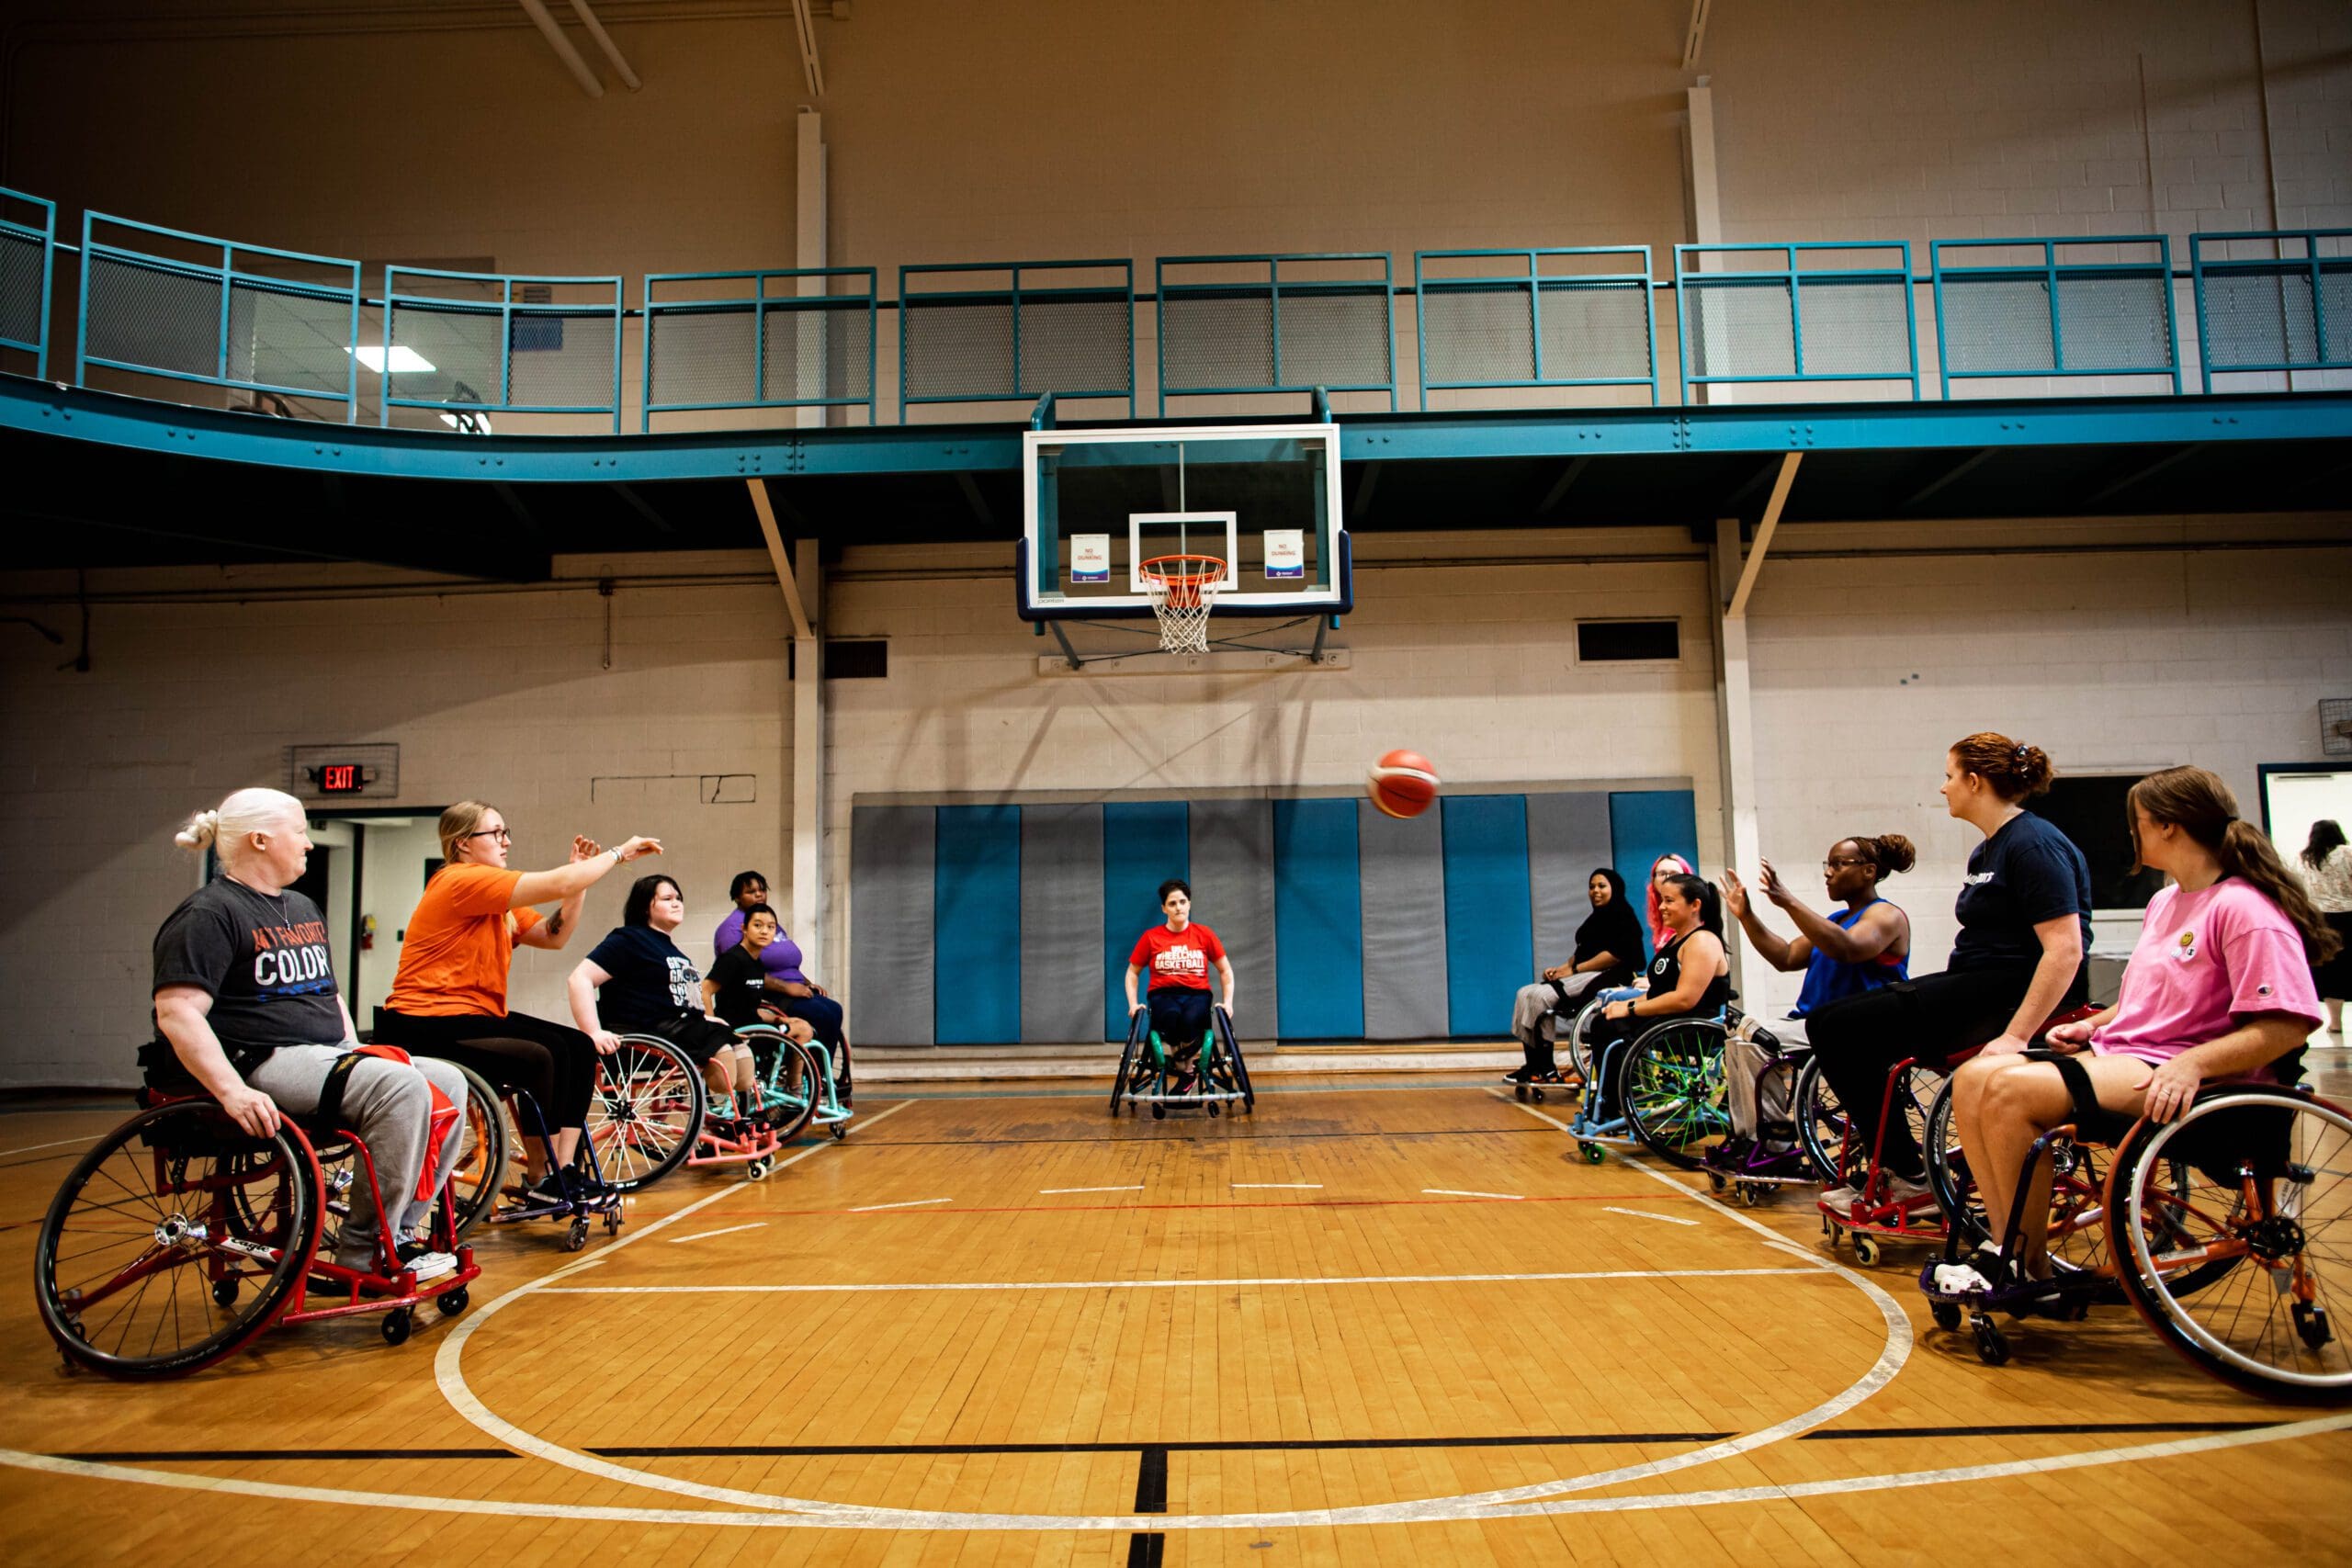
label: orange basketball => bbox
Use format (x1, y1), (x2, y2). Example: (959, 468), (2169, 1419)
(1367, 749), (1440, 819)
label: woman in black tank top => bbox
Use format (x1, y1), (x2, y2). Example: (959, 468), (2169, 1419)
(1589, 873), (1729, 1114)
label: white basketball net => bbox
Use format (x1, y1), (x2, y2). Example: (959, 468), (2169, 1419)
(1142, 559), (1227, 654)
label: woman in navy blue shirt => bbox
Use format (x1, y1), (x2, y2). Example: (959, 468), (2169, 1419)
(1805, 733), (2091, 1216)
(569, 875), (763, 1127)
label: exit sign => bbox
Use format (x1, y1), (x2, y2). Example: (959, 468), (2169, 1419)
(287, 743), (400, 802)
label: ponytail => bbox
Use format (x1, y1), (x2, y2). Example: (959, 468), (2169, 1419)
(174, 809), (222, 852)
(2220, 819), (2342, 966)
(2130, 767), (2341, 966)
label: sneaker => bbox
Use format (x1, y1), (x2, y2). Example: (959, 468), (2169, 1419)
(1502, 1067), (1534, 1085)
(1820, 1184), (1862, 1217)
(1882, 1172), (1934, 1206)
(396, 1240), (458, 1282)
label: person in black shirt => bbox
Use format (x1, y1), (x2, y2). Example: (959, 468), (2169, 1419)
(150, 788), (467, 1279)
(570, 875), (766, 1126)
(1806, 733), (2091, 1215)
(1580, 873), (1730, 1119)
(1506, 867), (1645, 1086)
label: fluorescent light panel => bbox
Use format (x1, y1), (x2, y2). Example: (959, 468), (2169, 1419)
(346, 345), (436, 373)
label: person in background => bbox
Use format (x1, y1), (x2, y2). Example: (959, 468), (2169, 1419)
(714, 869), (853, 1106)
(2300, 819), (2350, 1036)
(570, 874), (763, 1132)
(1505, 867), (1644, 1087)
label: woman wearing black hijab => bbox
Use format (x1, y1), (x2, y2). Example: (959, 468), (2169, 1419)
(1507, 867), (1645, 1086)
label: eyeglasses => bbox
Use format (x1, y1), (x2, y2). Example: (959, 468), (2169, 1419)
(1822, 857), (1870, 871)
(466, 828), (514, 842)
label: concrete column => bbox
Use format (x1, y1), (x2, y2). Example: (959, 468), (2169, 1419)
(1711, 516), (1763, 998)
(791, 537), (824, 972)
(796, 107), (828, 429)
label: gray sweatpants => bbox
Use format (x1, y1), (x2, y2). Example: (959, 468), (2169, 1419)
(245, 1043), (469, 1270)
(1510, 972), (1602, 1046)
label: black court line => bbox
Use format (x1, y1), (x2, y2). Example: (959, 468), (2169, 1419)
(64, 1449), (520, 1462)
(846, 1126), (1551, 1149)
(1128, 1447), (1169, 1565)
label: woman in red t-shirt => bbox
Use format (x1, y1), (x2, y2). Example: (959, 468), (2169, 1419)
(1124, 878), (1238, 1089)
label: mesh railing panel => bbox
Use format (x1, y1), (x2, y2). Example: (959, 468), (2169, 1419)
(0, 229), (41, 349)
(1160, 289), (1274, 389)
(647, 308), (755, 406)
(2201, 267), (2318, 368)
(1794, 276), (1911, 376)
(507, 312), (616, 407)
(1278, 287), (1389, 387)
(1421, 282), (1535, 384)
(1939, 275), (2056, 373)
(1537, 279), (1650, 380)
(1016, 291), (1127, 395)
(2054, 271), (2171, 371)
(903, 298), (1015, 400)
(2322, 263), (2351, 363)
(227, 280), (352, 395)
(386, 301), (502, 404)
(1684, 276), (1793, 378)
(85, 254), (220, 378)
(762, 298), (872, 402)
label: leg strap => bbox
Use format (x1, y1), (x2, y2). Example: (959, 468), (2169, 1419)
(2024, 1047), (2132, 1144)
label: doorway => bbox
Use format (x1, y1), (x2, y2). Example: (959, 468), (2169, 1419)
(301, 807), (448, 1032)
(2260, 766), (2352, 870)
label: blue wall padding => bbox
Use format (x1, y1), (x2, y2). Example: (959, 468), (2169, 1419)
(933, 805), (1023, 1043)
(1358, 799), (1452, 1040)
(1272, 797), (1363, 1039)
(849, 805), (937, 1048)
(1609, 789), (1703, 948)
(1527, 791), (1619, 969)
(1020, 804), (1106, 1043)
(1441, 795), (1535, 1037)
(1189, 799), (1278, 1038)
(1102, 800), (1190, 1041)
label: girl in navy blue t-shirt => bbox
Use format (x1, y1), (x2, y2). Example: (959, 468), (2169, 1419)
(569, 875), (763, 1128)
(1806, 733), (2091, 1216)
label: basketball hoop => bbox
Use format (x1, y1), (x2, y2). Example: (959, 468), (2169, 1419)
(1138, 555), (1227, 654)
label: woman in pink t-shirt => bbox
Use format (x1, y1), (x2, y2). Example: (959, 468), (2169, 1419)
(1939, 766), (2336, 1294)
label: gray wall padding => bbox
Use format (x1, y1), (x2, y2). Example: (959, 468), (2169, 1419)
(849, 805), (936, 1047)
(1187, 798), (1278, 1040)
(1020, 803), (1107, 1043)
(1526, 791), (1618, 972)
(1357, 799), (1450, 1040)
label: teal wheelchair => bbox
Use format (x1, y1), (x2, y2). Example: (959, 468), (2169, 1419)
(1111, 1002), (1254, 1120)
(738, 1022), (854, 1142)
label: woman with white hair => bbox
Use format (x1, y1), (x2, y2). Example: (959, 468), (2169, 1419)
(149, 788), (469, 1280)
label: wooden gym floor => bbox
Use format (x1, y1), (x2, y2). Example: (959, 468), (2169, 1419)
(4, 1065), (2350, 1566)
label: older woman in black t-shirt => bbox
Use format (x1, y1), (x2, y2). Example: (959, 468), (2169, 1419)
(1806, 732), (2091, 1216)
(568, 875), (763, 1127)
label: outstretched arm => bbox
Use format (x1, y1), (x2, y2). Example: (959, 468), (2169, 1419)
(511, 834), (662, 927)
(1723, 868), (1808, 972)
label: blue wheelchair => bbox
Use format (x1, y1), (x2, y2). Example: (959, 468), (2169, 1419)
(1568, 1003), (1736, 1168)
(1111, 1003), (1254, 1120)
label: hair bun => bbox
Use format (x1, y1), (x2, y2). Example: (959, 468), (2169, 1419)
(1872, 833), (1917, 874)
(174, 808), (221, 852)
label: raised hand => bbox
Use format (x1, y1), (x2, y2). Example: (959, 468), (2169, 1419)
(1719, 868), (1751, 921)
(571, 836), (604, 863)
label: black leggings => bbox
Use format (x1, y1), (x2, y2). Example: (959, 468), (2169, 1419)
(374, 1009), (597, 1133)
(1148, 987), (1213, 1055)
(1804, 963), (2075, 1179)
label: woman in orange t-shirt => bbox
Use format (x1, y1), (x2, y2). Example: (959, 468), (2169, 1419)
(375, 799), (659, 1194)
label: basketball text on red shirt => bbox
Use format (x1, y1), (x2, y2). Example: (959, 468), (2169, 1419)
(1130, 923), (1226, 992)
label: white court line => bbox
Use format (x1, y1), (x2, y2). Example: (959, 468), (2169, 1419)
(846, 1196), (952, 1213)
(1602, 1206), (1700, 1227)
(1232, 1182), (1321, 1189)
(537, 1266), (1829, 1297)
(0, 1134), (101, 1158)
(1040, 1185), (1141, 1194)
(668, 1223), (767, 1245)
(1423, 1188), (1521, 1200)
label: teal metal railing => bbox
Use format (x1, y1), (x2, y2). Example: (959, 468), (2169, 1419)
(641, 267), (876, 430)
(382, 266), (624, 430)
(1415, 247), (1658, 406)
(1674, 243), (1919, 400)
(0, 187), (56, 380)
(2190, 230), (2351, 392)
(76, 212), (363, 417)
(899, 259), (1134, 421)
(1932, 236), (2181, 398)
(1156, 254), (1396, 413)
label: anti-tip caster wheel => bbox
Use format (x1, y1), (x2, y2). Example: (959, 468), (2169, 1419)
(1973, 1316), (2010, 1367)
(1929, 1300), (1962, 1332)
(1530, 1089), (1546, 1103)
(747, 1157), (771, 1180)
(1736, 1182), (1763, 1208)
(437, 1286), (470, 1317)
(1578, 1141), (1604, 1165)
(831, 1123), (848, 1140)
(565, 1217), (590, 1252)
(1851, 1234), (1883, 1267)
(211, 1279), (240, 1307)
(2296, 1303), (2333, 1350)
(1513, 1084), (1528, 1101)
(1151, 1103), (1167, 1120)
(1705, 1170), (1727, 1193)
(604, 1207), (623, 1234)
(380, 1307), (413, 1347)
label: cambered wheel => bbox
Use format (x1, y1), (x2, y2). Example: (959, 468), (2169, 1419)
(741, 1031), (821, 1144)
(35, 1100), (322, 1380)
(380, 1307), (412, 1346)
(447, 1064), (508, 1243)
(2109, 1088), (2352, 1401)
(1792, 1055), (1850, 1185)
(1623, 1020), (1731, 1170)
(1851, 1233), (1883, 1268)
(1563, 997), (1607, 1089)
(587, 1036), (707, 1192)
(437, 1286), (469, 1316)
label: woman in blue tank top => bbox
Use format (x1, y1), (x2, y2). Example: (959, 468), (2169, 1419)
(1722, 832), (1915, 1018)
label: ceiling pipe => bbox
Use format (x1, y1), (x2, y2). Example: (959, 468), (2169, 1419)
(790, 0), (825, 97)
(567, 0), (642, 91)
(516, 0), (604, 97)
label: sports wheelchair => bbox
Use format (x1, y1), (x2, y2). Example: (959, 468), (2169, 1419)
(1697, 1017), (1820, 1205)
(1111, 1003), (1254, 1119)
(36, 1083), (481, 1378)
(1917, 1050), (2352, 1400)
(729, 1021), (855, 1158)
(1567, 1003), (1736, 1168)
